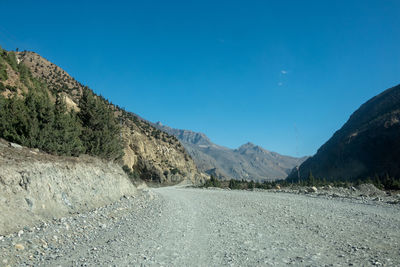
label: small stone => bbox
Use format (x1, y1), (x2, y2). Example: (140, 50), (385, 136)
(309, 186), (318, 193)
(41, 239), (48, 248)
(25, 198), (33, 208)
(18, 230), (24, 237)
(15, 243), (25, 250)
(0, 236), (4, 241)
(9, 142), (23, 149)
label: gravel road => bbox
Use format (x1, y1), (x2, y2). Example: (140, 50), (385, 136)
(1, 187), (400, 266)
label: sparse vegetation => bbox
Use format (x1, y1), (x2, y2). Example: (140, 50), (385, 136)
(286, 171), (400, 191)
(200, 173), (400, 191)
(122, 165), (140, 181)
(170, 168), (181, 175)
(0, 49), (8, 81)
(5, 51), (18, 71)
(202, 175), (221, 188)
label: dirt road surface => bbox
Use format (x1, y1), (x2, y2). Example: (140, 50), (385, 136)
(1, 187), (399, 266)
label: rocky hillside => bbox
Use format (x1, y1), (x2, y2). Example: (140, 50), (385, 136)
(155, 123), (307, 181)
(287, 84), (400, 182)
(0, 48), (206, 184)
(0, 138), (137, 235)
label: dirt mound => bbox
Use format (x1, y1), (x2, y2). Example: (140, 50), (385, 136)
(356, 184), (386, 197)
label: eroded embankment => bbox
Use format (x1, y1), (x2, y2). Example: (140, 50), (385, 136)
(0, 139), (137, 235)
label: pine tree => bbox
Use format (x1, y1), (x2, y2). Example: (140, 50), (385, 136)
(248, 180), (255, 190)
(306, 170), (315, 186)
(78, 88), (123, 160)
(34, 89), (55, 152)
(0, 95), (29, 145)
(52, 94), (84, 156)
(24, 90), (40, 147)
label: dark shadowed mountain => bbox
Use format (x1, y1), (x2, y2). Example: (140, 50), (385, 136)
(287, 84), (400, 182)
(154, 122), (307, 181)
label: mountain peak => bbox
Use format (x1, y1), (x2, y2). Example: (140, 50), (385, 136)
(238, 142), (265, 152)
(244, 142), (256, 147)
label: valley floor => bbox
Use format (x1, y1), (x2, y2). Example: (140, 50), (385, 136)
(1, 187), (400, 266)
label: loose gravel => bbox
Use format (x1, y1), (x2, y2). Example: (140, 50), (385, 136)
(1, 187), (400, 266)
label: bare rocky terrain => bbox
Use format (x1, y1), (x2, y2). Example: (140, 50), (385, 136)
(1, 186), (399, 266)
(154, 122), (307, 181)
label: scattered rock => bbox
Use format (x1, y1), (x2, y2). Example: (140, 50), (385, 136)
(308, 186), (318, 193)
(1, 187), (399, 266)
(17, 230), (24, 237)
(15, 243), (25, 250)
(356, 184), (385, 197)
(9, 142), (23, 149)
(25, 198), (33, 208)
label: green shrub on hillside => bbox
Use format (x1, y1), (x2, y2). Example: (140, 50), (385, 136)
(122, 165), (140, 181)
(5, 52), (18, 71)
(0, 56), (8, 81)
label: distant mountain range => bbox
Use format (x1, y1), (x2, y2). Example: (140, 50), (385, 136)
(287, 84), (400, 182)
(154, 122), (308, 181)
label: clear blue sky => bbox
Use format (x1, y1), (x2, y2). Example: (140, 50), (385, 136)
(1, 0), (399, 157)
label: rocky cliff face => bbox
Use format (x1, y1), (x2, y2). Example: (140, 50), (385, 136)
(0, 138), (137, 235)
(155, 123), (307, 181)
(0, 50), (205, 184)
(287, 84), (400, 181)
(120, 115), (206, 184)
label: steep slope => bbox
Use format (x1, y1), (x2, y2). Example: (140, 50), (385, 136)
(287, 84), (400, 182)
(155, 123), (307, 181)
(0, 138), (137, 235)
(0, 48), (205, 184)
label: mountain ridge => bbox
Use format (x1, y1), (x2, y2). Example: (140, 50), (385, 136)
(154, 123), (308, 181)
(287, 84), (400, 182)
